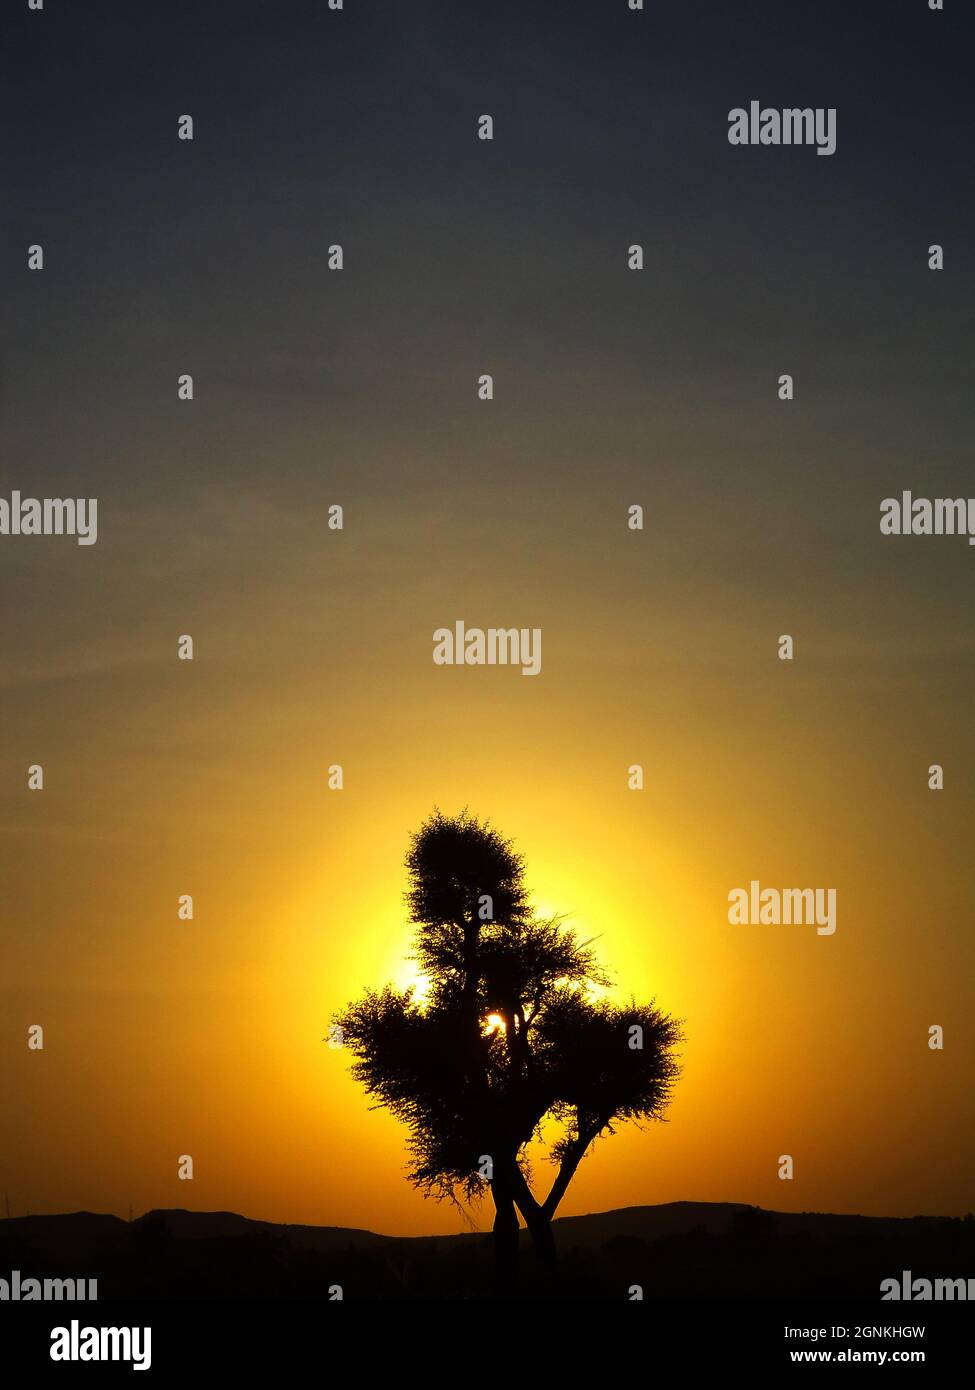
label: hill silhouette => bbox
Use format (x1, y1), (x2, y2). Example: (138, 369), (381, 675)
(3, 1201), (971, 1300)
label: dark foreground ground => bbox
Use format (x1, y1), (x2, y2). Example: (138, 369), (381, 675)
(3, 1201), (973, 1300)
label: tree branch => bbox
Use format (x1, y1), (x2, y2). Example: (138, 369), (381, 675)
(541, 1118), (606, 1220)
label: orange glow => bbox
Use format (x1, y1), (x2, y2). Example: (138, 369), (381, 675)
(3, 489), (973, 1236)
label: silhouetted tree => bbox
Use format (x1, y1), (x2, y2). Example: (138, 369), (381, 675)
(333, 810), (682, 1295)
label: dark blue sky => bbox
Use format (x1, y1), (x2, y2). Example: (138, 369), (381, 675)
(2, 0), (972, 560)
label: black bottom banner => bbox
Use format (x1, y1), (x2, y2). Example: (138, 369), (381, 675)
(2, 1297), (971, 1376)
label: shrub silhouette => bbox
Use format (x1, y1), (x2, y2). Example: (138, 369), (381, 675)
(333, 810), (682, 1294)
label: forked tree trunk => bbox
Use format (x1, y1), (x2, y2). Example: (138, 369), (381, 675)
(510, 1124), (604, 1278)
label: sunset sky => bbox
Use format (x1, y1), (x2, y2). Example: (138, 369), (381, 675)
(2, 0), (973, 1235)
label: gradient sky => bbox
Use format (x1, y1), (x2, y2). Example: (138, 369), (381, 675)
(2, 0), (973, 1235)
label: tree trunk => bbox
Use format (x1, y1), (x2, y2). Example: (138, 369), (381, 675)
(491, 1178), (520, 1297)
(525, 1211), (558, 1271)
(507, 1164), (558, 1275)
